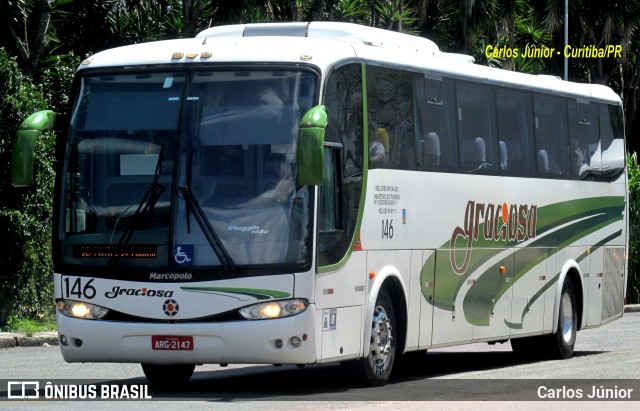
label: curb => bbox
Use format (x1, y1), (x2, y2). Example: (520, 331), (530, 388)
(625, 304), (640, 313)
(1, 306), (639, 349)
(0, 331), (59, 349)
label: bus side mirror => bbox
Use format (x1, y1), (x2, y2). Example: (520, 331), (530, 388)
(296, 105), (327, 186)
(11, 110), (55, 187)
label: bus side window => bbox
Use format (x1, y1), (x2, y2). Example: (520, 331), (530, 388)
(318, 63), (364, 268)
(415, 76), (458, 171)
(567, 99), (597, 179)
(496, 88), (535, 176)
(416, 75), (442, 170)
(593, 103), (625, 180)
(456, 81), (496, 173)
(534, 94), (570, 177)
(318, 146), (343, 234)
(366, 66), (418, 170)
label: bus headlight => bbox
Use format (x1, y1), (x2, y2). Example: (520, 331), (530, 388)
(239, 299), (308, 320)
(57, 300), (109, 320)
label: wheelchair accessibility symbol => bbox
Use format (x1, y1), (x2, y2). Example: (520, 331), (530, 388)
(173, 245), (193, 266)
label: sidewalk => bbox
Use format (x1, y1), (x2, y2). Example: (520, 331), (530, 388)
(1, 305), (639, 349)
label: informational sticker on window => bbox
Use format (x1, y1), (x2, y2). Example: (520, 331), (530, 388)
(322, 309), (337, 331)
(173, 244), (193, 267)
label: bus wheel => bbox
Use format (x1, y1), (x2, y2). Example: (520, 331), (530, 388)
(361, 287), (397, 386)
(545, 279), (577, 359)
(141, 363), (195, 387)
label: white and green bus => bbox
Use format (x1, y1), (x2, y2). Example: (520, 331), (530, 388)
(12, 22), (628, 386)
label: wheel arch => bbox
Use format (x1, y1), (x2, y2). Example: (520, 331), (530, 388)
(364, 270), (409, 357)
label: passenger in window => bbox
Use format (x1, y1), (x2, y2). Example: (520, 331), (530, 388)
(344, 92), (364, 177)
(346, 92), (363, 136)
(391, 113), (414, 169)
(369, 128), (389, 168)
(570, 137), (588, 177)
(142, 133), (173, 174)
(244, 162), (293, 207)
(269, 162), (294, 203)
(144, 138), (160, 155)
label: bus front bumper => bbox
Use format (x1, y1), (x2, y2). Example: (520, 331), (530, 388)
(56, 305), (317, 365)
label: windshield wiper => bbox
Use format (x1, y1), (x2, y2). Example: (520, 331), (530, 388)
(109, 144), (165, 266)
(179, 149), (236, 273)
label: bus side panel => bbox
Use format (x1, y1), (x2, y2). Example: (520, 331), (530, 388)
(418, 250), (435, 350)
(319, 305), (363, 362)
(432, 249), (473, 347)
(543, 251), (558, 333)
(405, 250), (426, 351)
(315, 251), (367, 309)
(315, 251), (367, 361)
(509, 248), (548, 338)
(602, 246), (626, 323)
(586, 247), (604, 327)
(470, 249), (514, 342)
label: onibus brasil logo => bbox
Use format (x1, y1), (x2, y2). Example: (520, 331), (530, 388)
(449, 200), (538, 274)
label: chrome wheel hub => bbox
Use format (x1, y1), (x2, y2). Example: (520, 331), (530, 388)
(370, 306), (393, 366)
(560, 293), (574, 343)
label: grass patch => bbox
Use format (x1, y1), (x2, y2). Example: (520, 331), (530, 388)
(5, 317), (56, 337)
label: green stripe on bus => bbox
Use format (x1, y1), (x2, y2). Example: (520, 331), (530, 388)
(180, 286), (290, 300)
(422, 196), (625, 325)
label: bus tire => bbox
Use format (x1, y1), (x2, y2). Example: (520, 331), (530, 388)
(544, 279), (577, 359)
(349, 287), (396, 386)
(141, 363), (195, 387)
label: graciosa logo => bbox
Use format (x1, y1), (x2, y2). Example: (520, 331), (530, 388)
(450, 200), (538, 274)
(105, 286), (174, 299)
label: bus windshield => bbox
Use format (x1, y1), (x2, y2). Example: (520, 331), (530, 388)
(58, 68), (317, 273)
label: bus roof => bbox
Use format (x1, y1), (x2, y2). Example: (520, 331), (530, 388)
(79, 21), (621, 105)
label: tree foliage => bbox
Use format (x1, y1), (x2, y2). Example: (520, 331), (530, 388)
(627, 153), (640, 304)
(0, 48), (56, 326)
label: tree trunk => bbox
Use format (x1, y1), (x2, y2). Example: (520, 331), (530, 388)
(8, 0), (52, 75)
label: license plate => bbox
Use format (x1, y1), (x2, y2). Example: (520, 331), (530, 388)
(152, 336), (193, 351)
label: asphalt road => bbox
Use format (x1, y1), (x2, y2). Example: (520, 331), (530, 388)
(1, 312), (639, 409)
